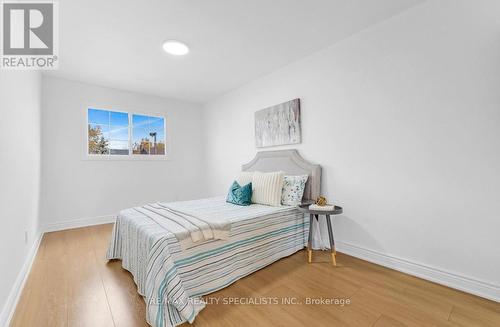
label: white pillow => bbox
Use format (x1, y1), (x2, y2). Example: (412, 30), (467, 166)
(281, 175), (309, 206)
(236, 171), (254, 186)
(251, 171), (284, 206)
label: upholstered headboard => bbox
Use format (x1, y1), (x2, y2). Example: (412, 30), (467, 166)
(242, 149), (321, 203)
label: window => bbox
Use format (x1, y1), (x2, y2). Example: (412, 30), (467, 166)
(87, 108), (166, 158)
(132, 114), (166, 155)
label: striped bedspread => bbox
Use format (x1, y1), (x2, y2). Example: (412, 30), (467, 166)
(106, 197), (308, 327)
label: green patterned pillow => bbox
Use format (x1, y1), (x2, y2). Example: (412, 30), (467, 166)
(281, 175), (308, 206)
(226, 181), (252, 206)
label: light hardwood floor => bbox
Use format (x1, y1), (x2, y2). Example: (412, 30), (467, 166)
(10, 224), (500, 327)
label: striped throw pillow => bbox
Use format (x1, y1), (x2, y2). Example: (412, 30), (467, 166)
(236, 171), (254, 186)
(251, 171), (284, 206)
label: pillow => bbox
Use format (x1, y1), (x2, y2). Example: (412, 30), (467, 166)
(281, 175), (309, 206)
(251, 171), (284, 206)
(226, 181), (252, 206)
(236, 171), (254, 186)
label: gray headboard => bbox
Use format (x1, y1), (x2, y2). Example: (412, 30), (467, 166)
(242, 149), (321, 203)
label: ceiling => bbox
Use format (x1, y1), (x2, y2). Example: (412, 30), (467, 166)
(45, 0), (424, 103)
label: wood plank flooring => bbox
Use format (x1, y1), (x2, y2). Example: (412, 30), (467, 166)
(10, 224), (500, 327)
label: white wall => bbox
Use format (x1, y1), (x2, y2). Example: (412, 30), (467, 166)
(0, 71), (42, 324)
(40, 77), (205, 229)
(203, 0), (500, 298)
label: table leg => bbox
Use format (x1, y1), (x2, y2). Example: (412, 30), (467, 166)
(326, 214), (336, 266)
(307, 213), (314, 263)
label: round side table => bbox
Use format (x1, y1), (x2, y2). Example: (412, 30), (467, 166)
(298, 204), (343, 265)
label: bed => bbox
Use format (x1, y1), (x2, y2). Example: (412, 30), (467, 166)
(106, 149), (321, 327)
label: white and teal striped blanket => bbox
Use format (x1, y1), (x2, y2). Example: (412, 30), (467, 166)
(107, 197), (307, 327)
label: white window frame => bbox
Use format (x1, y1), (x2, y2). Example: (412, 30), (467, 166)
(83, 105), (170, 161)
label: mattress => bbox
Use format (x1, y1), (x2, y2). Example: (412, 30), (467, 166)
(106, 196), (308, 327)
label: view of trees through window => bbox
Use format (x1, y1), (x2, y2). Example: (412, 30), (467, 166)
(87, 108), (166, 156)
(132, 114), (166, 155)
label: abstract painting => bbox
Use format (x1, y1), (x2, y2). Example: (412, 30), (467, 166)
(255, 98), (301, 148)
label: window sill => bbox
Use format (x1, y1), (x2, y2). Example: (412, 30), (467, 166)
(82, 154), (171, 161)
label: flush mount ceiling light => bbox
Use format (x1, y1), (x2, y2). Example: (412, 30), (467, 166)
(162, 40), (189, 56)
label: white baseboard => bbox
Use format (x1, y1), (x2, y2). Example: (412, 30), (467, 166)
(40, 214), (116, 233)
(336, 240), (500, 303)
(0, 232), (43, 327)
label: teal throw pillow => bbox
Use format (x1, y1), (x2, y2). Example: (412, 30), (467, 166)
(226, 181), (252, 206)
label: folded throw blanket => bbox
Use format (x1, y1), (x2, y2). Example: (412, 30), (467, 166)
(134, 202), (230, 250)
